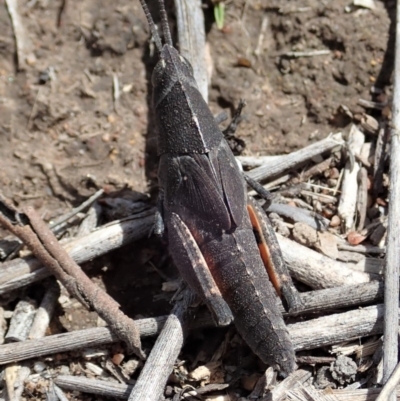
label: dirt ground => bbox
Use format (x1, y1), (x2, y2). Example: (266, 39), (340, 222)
(0, 0), (393, 399)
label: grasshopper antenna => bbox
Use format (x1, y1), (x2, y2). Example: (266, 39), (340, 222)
(157, 0), (173, 47)
(139, 0), (163, 53)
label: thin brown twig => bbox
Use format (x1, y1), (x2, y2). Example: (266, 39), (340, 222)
(0, 197), (145, 360)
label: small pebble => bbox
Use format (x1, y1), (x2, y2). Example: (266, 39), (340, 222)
(330, 215), (341, 227)
(33, 361), (46, 373)
(112, 353), (125, 366)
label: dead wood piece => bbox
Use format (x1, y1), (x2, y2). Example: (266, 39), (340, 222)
(49, 189), (103, 230)
(261, 369), (312, 401)
(0, 308), (6, 344)
(28, 280), (59, 339)
(376, 361), (400, 401)
(55, 376), (132, 399)
(338, 125), (365, 232)
(332, 388), (400, 401)
(383, 3), (400, 394)
(174, 0), (208, 100)
(5, 299), (36, 342)
(237, 155), (281, 168)
(277, 234), (372, 289)
(337, 243), (385, 254)
(0, 317), (166, 365)
(128, 287), (196, 401)
(267, 203), (330, 231)
(289, 281), (383, 317)
(289, 304), (390, 351)
(247, 133), (343, 183)
(300, 156), (334, 181)
(0, 209), (155, 294)
(0, 202), (145, 359)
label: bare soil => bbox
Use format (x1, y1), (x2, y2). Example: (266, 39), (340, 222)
(0, 0), (393, 399)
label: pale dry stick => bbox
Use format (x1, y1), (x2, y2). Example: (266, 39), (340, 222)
(261, 369), (312, 401)
(290, 304), (392, 351)
(277, 234), (372, 289)
(55, 376), (132, 399)
(237, 155), (282, 168)
(174, 0), (208, 100)
(383, 4), (400, 397)
(0, 209), (155, 294)
(28, 280), (59, 339)
(247, 133), (344, 183)
(0, 308), (6, 344)
(280, 49), (330, 58)
(128, 288), (196, 401)
(4, 0), (33, 70)
(0, 317), (166, 365)
(338, 124), (365, 231)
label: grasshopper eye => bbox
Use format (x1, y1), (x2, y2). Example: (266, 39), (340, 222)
(152, 59), (166, 87)
(179, 55), (194, 76)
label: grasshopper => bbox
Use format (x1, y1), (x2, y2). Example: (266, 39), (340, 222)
(139, 0), (301, 375)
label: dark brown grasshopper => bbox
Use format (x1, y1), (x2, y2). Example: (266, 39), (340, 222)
(139, 0), (302, 375)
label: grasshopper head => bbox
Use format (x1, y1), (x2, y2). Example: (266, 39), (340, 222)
(152, 45), (198, 108)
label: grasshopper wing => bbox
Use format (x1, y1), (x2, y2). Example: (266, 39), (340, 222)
(162, 154), (232, 232)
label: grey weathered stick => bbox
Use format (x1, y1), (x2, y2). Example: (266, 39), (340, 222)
(0, 317), (166, 365)
(49, 189), (104, 230)
(376, 361), (400, 401)
(286, 281), (383, 317)
(267, 203), (329, 231)
(247, 133), (344, 182)
(357, 167), (368, 231)
(383, 1), (400, 395)
(373, 125), (389, 196)
(174, 0), (208, 101)
(5, 299), (36, 342)
(277, 234), (372, 289)
(28, 281), (59, 339)
(0, 302), (392, 366)
(56, 376), (132, 399)
(0, 210), (155, 294)
(261, 369), (312, 401)
(290, 304), (391, 351)
(128, 288), (196, 401)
